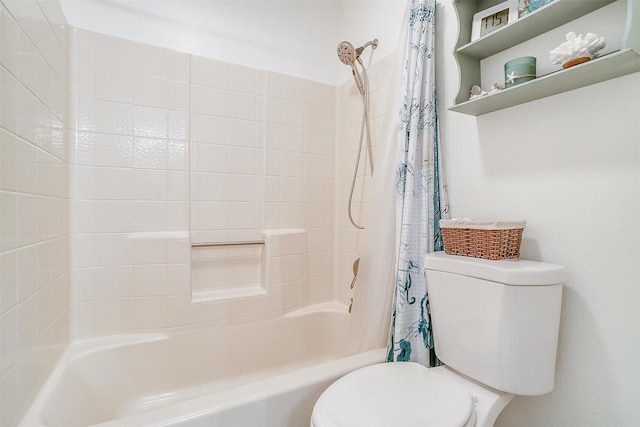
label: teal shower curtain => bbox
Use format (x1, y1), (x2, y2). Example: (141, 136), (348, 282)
(386, 0), (448, 367)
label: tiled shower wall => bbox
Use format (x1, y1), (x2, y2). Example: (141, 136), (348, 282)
(1, 16), (392, 421)
(0, 1), (71, 425)
(69, 29), (192, 336)
(264, 72), (336, 304)
(69, 29), (337, 337)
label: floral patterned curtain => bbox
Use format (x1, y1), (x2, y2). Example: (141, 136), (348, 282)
(386, 0), (449, 367)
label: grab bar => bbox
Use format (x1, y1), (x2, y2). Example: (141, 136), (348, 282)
(191, 240), (265, 248)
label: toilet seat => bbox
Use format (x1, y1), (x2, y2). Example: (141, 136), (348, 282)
(311, 362), (476, 427)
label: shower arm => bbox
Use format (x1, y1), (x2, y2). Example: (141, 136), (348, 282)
(356, 39), (379, 57)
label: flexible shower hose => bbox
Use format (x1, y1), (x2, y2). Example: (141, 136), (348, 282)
(347, 57), (374, 230)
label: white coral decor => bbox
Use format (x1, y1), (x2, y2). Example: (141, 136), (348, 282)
(549, 31), (606, 65)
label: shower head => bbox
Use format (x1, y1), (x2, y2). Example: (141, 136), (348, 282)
(337, 39), (378, 66)
(337, 41), (357, 66)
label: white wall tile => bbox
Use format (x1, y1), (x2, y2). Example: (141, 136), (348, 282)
(132, 297), (167, 329)
(280, 177), (304, 203)
(133, 43), (171, 78)
(280, 151), (304, 178)
(167, 295), (189, 325)
(266, 124), (281, 150)
(76, 97), (95, 132)
(133, 75), (168, 108)
(167, 172), (187, 201)
(133, 137), (167, 169)
(133, 265), (168, 296)
(0, 252), (18, 315)
(228, 92), (256, 120)
(0, 9), (19, 76)
(95, 67), (134, 103)
(167, 202), (189, 230)
(281, 75), (305, 102)
(167, 52), (189, 83)
(192, 56), (228, 89)
(226, 203), (256, 230)
(229, 119), (256, 148)
(231, 296), (266, 319)
(93, 167), (133, 200)
(168, 140), (187, 170)
(167, 80), (189, 111)
(0, 307), (18, 377)
(305, 81), (333, 108)
(228, 64), (257, 94)
(0, 131), (18, 191)
(188, 300), (231, 324)
(17, 31), (39, 94)
(255, 95), (266, 122)
(198, 87), (228, 116)
(227, 175), (255, 201)
(16, 194), (38, 247)
(0, 362), (19, 426)
(94, 100), (133, 135)
(304, 104), (325, 130)
(0, 68), (19, 134)
(94, 134), (132, 167)
(199, 115), (229, 143)
(282, 280), (309, 309)
(132, 202), (168, 232)
(75, 64), (94, 99)
(94, 33), (133, 71)
(168, 110), (187, 141)
(16, 141), (38, 194)
(196, 202), (227, 230)
(198, 144), (228, 173)
(280, 203), (303, 228)
(281, 126), (304, 153)
(16, 294), (38, 357)
(267, 98), (281, 124)
(281, 100), (304, 127)
(131, 169), (168, 201)
(93, 234), (133, 267)
(133, 105), (168, 138)
(197, 172), (227, 201)
(228, 146), (256, 174)
(303, 128), (325, 155)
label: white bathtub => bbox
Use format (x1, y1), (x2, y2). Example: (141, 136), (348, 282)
(20, 306), (386, 427)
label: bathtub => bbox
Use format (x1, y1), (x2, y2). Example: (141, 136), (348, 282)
(20, 305), (386, 427)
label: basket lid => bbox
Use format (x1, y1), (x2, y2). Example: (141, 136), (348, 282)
(439, 219), (526, 230)
(425, 252), (567, 286)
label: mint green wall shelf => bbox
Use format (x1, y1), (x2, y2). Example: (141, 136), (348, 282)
(451, 0), (640, 115)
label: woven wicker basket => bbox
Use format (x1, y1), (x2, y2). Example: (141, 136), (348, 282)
(440, 219), (525, 260)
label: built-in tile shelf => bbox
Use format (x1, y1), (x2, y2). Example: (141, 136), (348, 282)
(451, 0), (640, 116)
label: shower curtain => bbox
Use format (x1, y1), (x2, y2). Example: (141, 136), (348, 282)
(347, 0), (448, 368)
(386, 0), (448, 367)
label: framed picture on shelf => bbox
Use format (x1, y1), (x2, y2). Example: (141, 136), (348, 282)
(471, 0), (519, 41)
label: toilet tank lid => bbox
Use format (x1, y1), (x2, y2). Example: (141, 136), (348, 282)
(424, 252), (568, 285)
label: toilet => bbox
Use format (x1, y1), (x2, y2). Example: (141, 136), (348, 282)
(311, 252), (567, 427)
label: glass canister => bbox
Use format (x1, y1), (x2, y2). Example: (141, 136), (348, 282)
(504, 56), (537, 88)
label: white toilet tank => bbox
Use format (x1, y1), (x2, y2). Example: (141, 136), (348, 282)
(424, 252), (567, 396)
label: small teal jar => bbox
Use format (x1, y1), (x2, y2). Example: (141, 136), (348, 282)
(504, 56), (537, 88)
(528, 0), (554, 12)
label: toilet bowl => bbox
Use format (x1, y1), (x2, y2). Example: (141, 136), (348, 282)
(311, 253), (566, 427)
